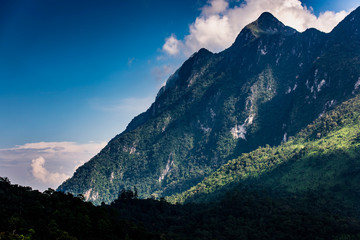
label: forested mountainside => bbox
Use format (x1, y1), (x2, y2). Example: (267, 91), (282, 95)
(168, 94), (360, 211)
(58, 7), (360, 204)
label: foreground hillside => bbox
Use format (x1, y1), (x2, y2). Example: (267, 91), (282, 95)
(58, 7), (360, 204)
(168, 94), (360, 211)
(2, 177), (360, 240)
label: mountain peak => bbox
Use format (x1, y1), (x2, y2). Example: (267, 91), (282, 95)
(257, 12), (278, 25)
(230, 12), (297, 49)
(246, 12), (296, 37)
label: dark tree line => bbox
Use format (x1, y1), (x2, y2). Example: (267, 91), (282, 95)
(2, 176), (360, 240)
(0, 177), (163, 240)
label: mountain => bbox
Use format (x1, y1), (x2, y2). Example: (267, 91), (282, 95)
(58, 7), (360, 204)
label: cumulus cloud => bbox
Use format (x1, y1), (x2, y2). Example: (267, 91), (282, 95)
(31, 156), (69, 184)
(162, 34), (182, 55)
(162, 0), (350, 56)
(0, 141), (106, 191)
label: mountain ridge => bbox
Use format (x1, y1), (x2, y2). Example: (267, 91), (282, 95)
(58, 7), (360, 204)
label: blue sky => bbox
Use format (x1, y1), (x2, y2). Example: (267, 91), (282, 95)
(0, 0), (358, 191)
(0, 0), (206, 148)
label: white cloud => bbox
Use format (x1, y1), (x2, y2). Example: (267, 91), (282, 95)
(184, 14), (233, 55)
(31, 156), (69, 184)
(162, 34), (182, 55)
(202, 0), (229, 16)
(0, 141), (106, 191)
(162, 0), (350, 56)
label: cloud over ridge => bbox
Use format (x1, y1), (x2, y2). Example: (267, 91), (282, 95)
(163, 0), (349, 56)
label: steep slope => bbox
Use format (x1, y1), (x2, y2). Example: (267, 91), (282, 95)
(58, 7), (360, 204)
(168, 94), (360, 209)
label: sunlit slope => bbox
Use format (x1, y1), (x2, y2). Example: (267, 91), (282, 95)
(168, 95), (360, 207)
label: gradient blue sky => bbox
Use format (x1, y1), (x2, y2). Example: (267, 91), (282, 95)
(0, 0), (207, 148)
(0, 0), (359, 190)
